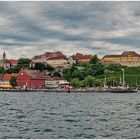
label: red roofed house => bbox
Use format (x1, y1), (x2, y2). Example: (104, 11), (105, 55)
(8, 59), (18, 66)
(73, 53), (92, 63)
(0, 52), (18, 69)
(31, 51), (68, 67)
(0, 73), (18, 86)
(16, 69), (45, 89)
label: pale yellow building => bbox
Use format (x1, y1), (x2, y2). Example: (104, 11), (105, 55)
(32, 51), (68, 67)
(46, 57), (68, 67)
(102, 51), (140, 67)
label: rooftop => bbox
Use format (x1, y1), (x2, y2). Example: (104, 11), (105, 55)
(32, 51), (67, 60)
(74, 53), (92, 60)
(19, 69), (47, 78)
(0, 59), (18, 65)
(8, 59), (18, 65)
(103, 51), (140, 59)
(121, 51), (139, 56)
(2, 74), (18, 81)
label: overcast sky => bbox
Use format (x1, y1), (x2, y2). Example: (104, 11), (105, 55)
(0, 1), (140, 59)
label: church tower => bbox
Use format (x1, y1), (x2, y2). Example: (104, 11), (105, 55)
(3, 51), (6, 60)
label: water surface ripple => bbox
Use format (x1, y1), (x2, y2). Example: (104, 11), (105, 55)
(0, 91), (140, 138)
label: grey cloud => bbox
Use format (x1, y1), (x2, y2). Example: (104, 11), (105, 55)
(0, 2), (140, 59)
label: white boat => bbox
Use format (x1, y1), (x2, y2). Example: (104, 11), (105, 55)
(109, 68), (138, 93)
(109, 86), (138, 93)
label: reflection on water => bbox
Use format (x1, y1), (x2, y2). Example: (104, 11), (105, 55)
(0, 91), (140, 138)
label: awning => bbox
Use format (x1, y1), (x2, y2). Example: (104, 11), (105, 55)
(0, 85), (13, 88)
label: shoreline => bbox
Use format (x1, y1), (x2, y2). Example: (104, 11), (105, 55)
(0, 87), (109, 92)
(0, 87), (138, 93)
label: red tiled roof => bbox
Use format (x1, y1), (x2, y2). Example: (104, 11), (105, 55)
(102, 51), (140, 59)
(102, 55), (120, 59)
(121, 51), (140, 56)
(74, 53), (92, 60)
(32, 55), (42, 60)
(19, 69), (46, 78)
(32, 51), (67, 60)
(2, 74), (18, 81)
(0, 59), (18, 65)
(8, 60), (18, 65)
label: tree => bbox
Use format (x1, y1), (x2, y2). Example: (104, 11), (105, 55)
(90, 55), (99, 64)
(63, 65), (78, 81)
(84, 76), (94, 87)
(79, 80), (86, 87)
(31, 62), (55, 72)
(106, 63), (124, 72)
(0, 67), (6, 74)
(53, 71), (62, 77)
(92, 62), (105, 76)
(18, 58), (31, 68)
(94, 80), (102, 87)
(6, 66), (20, 74)
(33, 62), (46, 71)
(71, 69), (84, 80)
(45, 64), (55, 71)
(71, 78), (81, 88)
(83, 64), (94, 77)
(10, 76), (17, 87)
(64, 69), (71, 81)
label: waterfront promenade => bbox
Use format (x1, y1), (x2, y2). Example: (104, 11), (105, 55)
(0, 87), (138, 93)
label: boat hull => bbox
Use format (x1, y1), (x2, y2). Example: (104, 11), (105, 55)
(109, 87), (138, 93)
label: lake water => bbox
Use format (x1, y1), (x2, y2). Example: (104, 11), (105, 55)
(0, 91), (140, 139)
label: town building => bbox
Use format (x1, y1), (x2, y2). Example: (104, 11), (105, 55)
(0, 73), (18, 88)
(67, 56), (77, 65)
(0, 52), (18, 69)
(72, 53), (92, 63)
(31, 51), (68, 67)
(16, 69), (46, 89)
(45, 77), (69, 89)
(101, 51), (140, 67)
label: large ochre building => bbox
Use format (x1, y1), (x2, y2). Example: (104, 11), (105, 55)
(101, 51), (140, 67)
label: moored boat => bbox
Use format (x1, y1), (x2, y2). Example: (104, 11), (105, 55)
(109, 68), (138, 93)
(109, 86), (138, 93)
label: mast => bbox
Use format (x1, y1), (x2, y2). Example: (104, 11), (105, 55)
(104, 74), (107, 87)
(120, 77), (122, 85)
(121, 68), (125, 87)
(104, 69), (107, 87)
